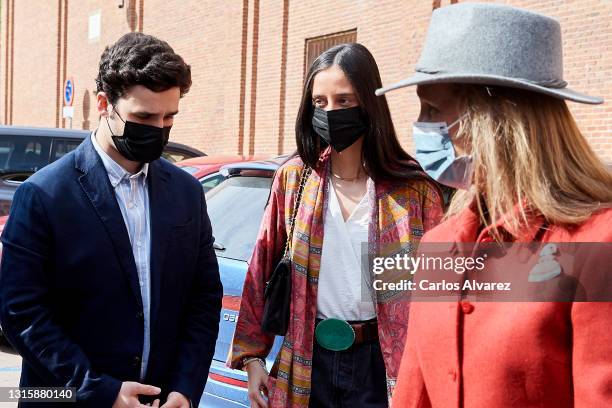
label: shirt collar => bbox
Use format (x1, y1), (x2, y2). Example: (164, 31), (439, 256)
(91, 130), (149, 188)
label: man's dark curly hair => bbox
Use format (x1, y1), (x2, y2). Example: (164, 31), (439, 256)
(95, 32), (191, 105)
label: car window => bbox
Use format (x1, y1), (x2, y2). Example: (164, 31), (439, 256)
(161, 151), (183, 163)
(162, 150), (197, 163)
(163, 145), (204, 163)
(52, 138), (82, 162)
(200, 173), (226, 194)
(179, 166), (200, 175)
(0, 135), (52, 173)
(205, 175), (273, 262)
(0, 142), (12, 170)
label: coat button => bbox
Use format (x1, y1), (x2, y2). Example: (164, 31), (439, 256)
(460, 301), (474, 314)
(137, 311), (144, 319)
(448, 369), (457, 382)
(133, 356), (141, 367)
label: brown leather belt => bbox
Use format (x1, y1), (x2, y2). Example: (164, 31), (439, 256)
(350, 320), (379, 345)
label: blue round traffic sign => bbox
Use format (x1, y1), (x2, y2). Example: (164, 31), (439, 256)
(64, 78), (74, 106)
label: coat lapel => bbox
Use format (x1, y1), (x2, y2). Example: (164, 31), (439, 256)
(75, 136), (142, 308)
(147, 160), (173, 334)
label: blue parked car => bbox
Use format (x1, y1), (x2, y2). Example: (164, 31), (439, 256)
(199, 158), (286, 407)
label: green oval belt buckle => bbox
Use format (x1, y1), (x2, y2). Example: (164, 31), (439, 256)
(315, 318), (355, 351)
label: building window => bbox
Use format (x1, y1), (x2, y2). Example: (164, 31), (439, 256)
(304, 29), (357, 78)
(88, 10), (101, 42)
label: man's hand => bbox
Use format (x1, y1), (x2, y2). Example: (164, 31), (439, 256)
(112, 382), (161, 408)
(160, 391), (190, 408)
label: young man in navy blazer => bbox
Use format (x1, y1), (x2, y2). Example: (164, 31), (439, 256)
(0, 33), (222, 407)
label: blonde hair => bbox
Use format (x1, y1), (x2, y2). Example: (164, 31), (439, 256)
(448, 85), (612, 236)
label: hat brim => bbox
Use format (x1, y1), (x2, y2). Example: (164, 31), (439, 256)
(375, 72), (603, 105)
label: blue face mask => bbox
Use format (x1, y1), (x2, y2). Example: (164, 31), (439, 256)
(412, 115), (473, 190)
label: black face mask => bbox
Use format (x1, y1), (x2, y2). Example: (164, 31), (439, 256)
(311, 106), (368, 152)
(106, 109), (170, 163)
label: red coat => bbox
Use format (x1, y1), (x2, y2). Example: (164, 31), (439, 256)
(392, 205), (612, 408)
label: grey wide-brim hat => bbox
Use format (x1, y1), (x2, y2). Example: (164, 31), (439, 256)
(376, 2), (603, 104)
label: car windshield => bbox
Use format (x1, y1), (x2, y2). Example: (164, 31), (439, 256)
(205, 175), (272, 262)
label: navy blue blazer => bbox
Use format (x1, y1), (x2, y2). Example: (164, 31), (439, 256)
(0, 136), (222, 407)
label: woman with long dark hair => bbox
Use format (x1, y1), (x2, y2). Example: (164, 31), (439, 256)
(229, 43), (443, 408)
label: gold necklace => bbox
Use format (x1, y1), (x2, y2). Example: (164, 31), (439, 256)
(331, 164), (365, 182)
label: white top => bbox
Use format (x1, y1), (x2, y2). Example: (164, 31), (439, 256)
(316, 179), (377, 321)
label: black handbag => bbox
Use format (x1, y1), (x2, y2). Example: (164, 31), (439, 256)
(261, 166), (312, 335)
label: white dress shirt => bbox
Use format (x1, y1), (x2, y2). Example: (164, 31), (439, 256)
(91, 132), (152, 381)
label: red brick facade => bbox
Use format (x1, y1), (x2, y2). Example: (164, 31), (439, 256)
(1, 0), (610, 161)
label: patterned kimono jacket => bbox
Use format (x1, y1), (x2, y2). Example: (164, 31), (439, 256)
(228, 150), (443, 407)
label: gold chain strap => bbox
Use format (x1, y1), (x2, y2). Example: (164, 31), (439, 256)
(282, 166), (312, 259)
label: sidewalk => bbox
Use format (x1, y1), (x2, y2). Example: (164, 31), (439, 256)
(0, 341), (21, 408)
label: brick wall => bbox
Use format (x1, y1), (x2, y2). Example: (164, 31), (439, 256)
(1, 0), (610, 161)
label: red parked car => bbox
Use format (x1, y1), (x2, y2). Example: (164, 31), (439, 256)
(176, 155), (266, 193)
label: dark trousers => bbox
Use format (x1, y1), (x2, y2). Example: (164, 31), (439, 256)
(309, 340), (388, 408)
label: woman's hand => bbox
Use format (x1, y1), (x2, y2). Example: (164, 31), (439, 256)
(246, 359), (269, 408)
